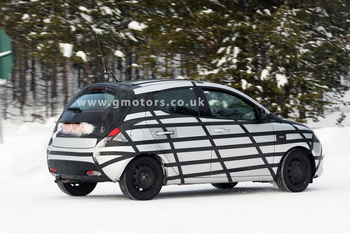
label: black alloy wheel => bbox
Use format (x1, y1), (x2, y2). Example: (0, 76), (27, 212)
(119, 156), (163, 200)
(277, 149), (312, 192)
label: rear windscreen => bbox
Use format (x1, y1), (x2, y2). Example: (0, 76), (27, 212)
(69, 93), (116, 111)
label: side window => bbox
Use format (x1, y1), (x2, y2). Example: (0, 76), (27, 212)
(153, 88), (199, 116)
(204, 90), (256, 120)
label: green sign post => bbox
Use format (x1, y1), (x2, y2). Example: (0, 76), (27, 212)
(0, 29), (13, 80)
(0, 29), (14, 143)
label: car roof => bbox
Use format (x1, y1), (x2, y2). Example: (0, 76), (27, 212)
(87, 79), (200, 94)
(88, 79), (270, 113)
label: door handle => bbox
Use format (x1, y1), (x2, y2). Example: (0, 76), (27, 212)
(156, 131), (175, 136)
(213, 128), (230, 133)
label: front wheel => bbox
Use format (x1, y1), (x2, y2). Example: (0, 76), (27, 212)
(119, 156), (163, 200)
(277, 149), (312, 192)
(57, 181), (97, 196)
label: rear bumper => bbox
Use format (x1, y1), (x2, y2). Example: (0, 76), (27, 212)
(48, 159), (111, 182)
(47, 144), (112, 182)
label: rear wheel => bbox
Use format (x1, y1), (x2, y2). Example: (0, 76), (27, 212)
(212, 182), (238, 189)
(57, 181), (97, 196)
(277, 149), (312, 192)
(119, 156), (163, 200)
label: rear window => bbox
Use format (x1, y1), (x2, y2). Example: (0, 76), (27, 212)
(69, 93), (116, 111)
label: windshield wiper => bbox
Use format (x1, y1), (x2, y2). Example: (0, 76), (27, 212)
(67, 107), (82, 113)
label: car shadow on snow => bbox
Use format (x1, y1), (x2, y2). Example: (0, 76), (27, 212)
(156, 186), (280, 200)
(76, 184), (317, 200)
(79, 186), (279, 201)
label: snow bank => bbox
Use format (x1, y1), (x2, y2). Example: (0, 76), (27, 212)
(0, 120), (55, 186)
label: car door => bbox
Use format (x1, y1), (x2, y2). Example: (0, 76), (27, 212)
(147, 87), (212, 184)
(200, 88), (276, 180)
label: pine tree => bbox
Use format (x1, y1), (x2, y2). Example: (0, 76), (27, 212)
(0, 0), (134, 117)
(132, 0), (350, 122)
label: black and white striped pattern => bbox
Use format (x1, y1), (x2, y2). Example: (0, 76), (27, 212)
(89, 110), (322, 184)
(47, 80), (323, 185)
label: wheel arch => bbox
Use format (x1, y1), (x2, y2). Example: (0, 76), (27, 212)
(121, 153), (167, 185)
(278, 146), (316, 181)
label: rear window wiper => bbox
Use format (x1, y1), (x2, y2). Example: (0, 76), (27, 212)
(67, 107), (82, 113)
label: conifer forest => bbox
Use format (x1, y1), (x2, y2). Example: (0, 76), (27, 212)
(0, 0), (349, 122)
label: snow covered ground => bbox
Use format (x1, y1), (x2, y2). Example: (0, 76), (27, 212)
(0, 117), (349, 233)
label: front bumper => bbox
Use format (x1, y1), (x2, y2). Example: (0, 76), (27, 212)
(314, 154), (324, 178)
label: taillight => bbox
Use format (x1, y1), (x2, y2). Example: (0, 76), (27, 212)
(49, 167), (57, 173)
(108, 128), (120, 136)
(106, 128), (128, 142)
(85, 170), (102, 176)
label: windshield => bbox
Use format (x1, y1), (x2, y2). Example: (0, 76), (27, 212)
(69, 93), (116, 111)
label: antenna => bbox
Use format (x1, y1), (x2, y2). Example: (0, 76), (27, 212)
(110, 72), (119, 82)
(94, 30), (109, 82)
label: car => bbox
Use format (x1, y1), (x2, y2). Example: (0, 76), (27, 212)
(47, 79), (324, 200)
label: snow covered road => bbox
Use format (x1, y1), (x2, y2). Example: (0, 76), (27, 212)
(0, 122), (349, 233)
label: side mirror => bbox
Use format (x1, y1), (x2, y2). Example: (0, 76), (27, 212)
(257, 108), (269, 123)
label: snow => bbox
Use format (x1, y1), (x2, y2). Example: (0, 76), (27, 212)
(92, 26), (104, 34)
(124, 32), (138, 42)
(100, 6), (113, 15)
(76, 51), (87, 62)
(114, 50), (125, 58)
(231, 47), (238, 57)
(78, 6), (90, 12)
(21, 14), (30, 21)
(306, 91), (350, 128)
(263, 9), (271, 16)
(80, 13), (92, 23)
(316, 26), (332, 38)
(217, 47), (226, 54)
(198, 67), (220, 76)
(1, 113), (350, 232)
(128, 21), (147, 31)
(59, 43), (73, 58)
(216, 56), (227, 66)
(241, 79), (248, 90)
(201, 9), (213, 14)
(275, 73), (288, 87)
(260, 66), (271, 80)
(125, 0), (138, 3)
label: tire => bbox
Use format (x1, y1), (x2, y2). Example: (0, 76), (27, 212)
(119, 156), (163, 200)
(277, 149), (312, 192)
(212, 182), (238, 189)
(57, 181), (97, 196)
